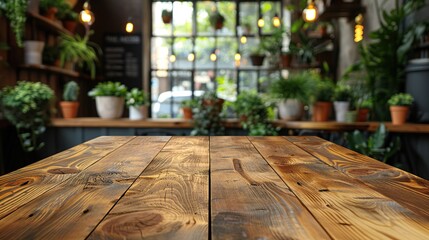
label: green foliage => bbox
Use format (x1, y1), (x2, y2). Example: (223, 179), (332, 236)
(63, 81), (79, 101)
(346, 123), (400, 163)
(180, 98), (198, 108)
(0, 81), (54, 152)
(88, 81), (127, 97)
(388, 93), (414, 106)
(39, 0), (63, 13)
(191, 92), (225, 136)
(269, 71), (313, 103)
(162, 9), (172, 17)
(313, 74), (335, 102)
(57, 2), (78, 21)
(209, 10), (225, 28)
(126, 88), (147, 107)
(358, 98), (373, 109)
(333, 85), (352, 102)
(59, 33), (101, 79)
(354, 0), (427, 120)
(233, 91), (277, 136)
(3, 0), (28, 47)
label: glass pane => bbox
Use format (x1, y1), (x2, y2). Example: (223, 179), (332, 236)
(171, 71), (193, 118)
(196, 1), (213, 35)
(217, 2), (236, 36)
(194, 70), (215, 92)
(261, 1), (281, 34)
(151, 70), (170, 118)
(239, 2), (258, 35)
(195, 37), (215, 69)
(217, 38), (237, 68)
(241, 37), (261, 67)
(239, 71), (258, 92)
(173, 1), (193, 36)
(216, 69), (237, 101)
(259, 70), (280, 93)
(151, 37), (170, 69)
(173, 38), (193, 69)
(152, 2), (173, 36)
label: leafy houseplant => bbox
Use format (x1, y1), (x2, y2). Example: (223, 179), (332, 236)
(333, 85), (352, 122)
(1, 0), (28, 47)
(191, 92), (225, 136)
(60, 81), (80, 119)
(270, 71), (312, 120)
(59, 33), (101, 79)
(0, 81), (54, 152)
(161, 9), (172, 24)
(39, 0), (61, 20)
(233, 91), (277, 136)
(57, 3), (78, 33)
(126, 88), (147, 120)
(180, 98), (198, 120)
(312, 77), (335, 122)
(388, 93), (414, 125)
(249, 42), (266, 67)
(209, 10), (225, 30)
(88, 81), (128, 119)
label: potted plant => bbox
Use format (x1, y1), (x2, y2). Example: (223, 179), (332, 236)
(1, 0), (29, 47)
(249, 43), (266, 67)
(126, 88), (147, 120)
(232, 91), (277, 136)
(209, 10), (225, 30)
(57, 3), (78, 33)
(388, 93), (414, 125)
(180, 98), (198, 120)
(312, 77), (335, 122)
(269, 71), (312, 121)
(60, 80), (79, 119)
(88, 81), (128, 119)
(191, 91), (225, 136)
(58, 33), (101, 79)
(24, 40), (45, 65)
(356, 98), (372, 122)
(39, 0), (59, 20)
(333, 85), (352, 122)
(162, 9), (172, 24)
(0, 81), (54, 152)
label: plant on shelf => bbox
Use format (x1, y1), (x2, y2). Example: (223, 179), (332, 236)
(57, 2), (78, 33)
(388, 93), (414, 125)
(42, 45), (60, 66)
(161, 9), (172, 24)
(0, 81), (54, 152)
(312, 75), (335, 122)
(249, 42), (266, 67)
(126, 88), (147, 120)
(209, 10), (225, 30)
(191, 91), (225, 136)
(180, 98), (198, 120)
(269, 71), (313, 120)
(233, 91), (277, 136)
(1, 0), (27, 47)
(88, 81), (128, 119)
(356, 97), (372, 122)
(59, 33), (101, 79)
(60, 80), (80, 119)
(333, 85), (352, 122)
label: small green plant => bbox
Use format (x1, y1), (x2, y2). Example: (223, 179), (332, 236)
(333, 85), (352, 102)
(346, 123), (400, 163)
(269, 71), (313, 104)
(358, 98), (373, 109)
(126, 88), (147, 107)
(63, 81), (79, 101)
(2, 0), (27, 47)
(57, 2), (78, 21)
(39, 0), (62, 14)
(191, 92), (225, 136)
(180, 99), (198, 108)
(88, 81), (127, 97)
(0, 81), (54, 152)
(388, 93), (414, 106)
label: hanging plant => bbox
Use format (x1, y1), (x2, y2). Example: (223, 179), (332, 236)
(162, 9), (172, 24)
(209, 10), (225, 30)
(2, 0), (28, 47)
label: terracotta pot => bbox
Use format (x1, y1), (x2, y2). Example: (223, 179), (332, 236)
(280, 54), (292, 68)
(63, 20), (77, 33)
(60, 101), (79, 119)
(44, 7), (58, 20)
(357, 108), (370, 122)
(250, 55), (265, 66)
(390, 106), (410, 125)
(182, 107), (193, 119)
(213, 21), (224, 30)
(312, 101), (332, 122)
(162, 15), (172, 24)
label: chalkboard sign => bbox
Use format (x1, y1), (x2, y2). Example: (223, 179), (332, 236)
(103, 34), (142, 89)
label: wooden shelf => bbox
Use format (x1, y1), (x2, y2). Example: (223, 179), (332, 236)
(28, 12), (72, 35)
(19, 64), (79, 78)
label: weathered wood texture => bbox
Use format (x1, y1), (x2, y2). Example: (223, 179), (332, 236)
(89, 136), (209, 240)
(0, 136), (133, 220)
(210, 136), (330, 240)
(286, 136), (429, 220)
(251, 136), (429, 240)
(0, 136), (170, 239)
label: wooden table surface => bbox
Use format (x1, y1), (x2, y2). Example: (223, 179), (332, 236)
(1, 136), (429, 239)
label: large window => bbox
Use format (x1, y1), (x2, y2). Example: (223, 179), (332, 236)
(151, 0), (285, 118)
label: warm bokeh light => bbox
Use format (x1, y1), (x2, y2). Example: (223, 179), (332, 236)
(272, 14), (281, 27)
(210, 52), (217, 62)
(354, 14), (364, 42)
(240, 36), (247, 44)
(125, 22), (134, 33)
(169, 54), (176, 62)
(187, 52), (195, 62)
(302, 1), (317, 23)
(79, 2), (94, 25)
(257, 18), (265, 28)
(234, 53), (241, 61)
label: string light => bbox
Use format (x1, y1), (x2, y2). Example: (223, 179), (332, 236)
(79, 1), (95, 26)
(240, 36), (247, 44)
(234, 52), (241, 61)
(257, 17), (265, 28)
(272, 13), (281, 27)
(302, 0), (317, 23)
(187, 52), (195, 62)
(354, 14), (364, 43)
(210, 51), (217, 62)
(125, 19), (134, 33)
(169, 54), (176, 62)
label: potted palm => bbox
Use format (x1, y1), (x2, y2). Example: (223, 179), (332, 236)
(88, 81), (128, 119)
(0, 81), (54, 152)
(60, 80), (79, 119)
(333, 86), (352, 122)
(126, 88), (147, 120)
(270, 72), (312, 121)
(388, 93), (414, 125)
(180, 98), (198, 120)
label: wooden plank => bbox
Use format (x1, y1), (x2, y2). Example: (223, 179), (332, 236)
(250, 136), (429, 240)
(88, 136), (209, 240)
(0, 136), (133, 219)
(286, 136), (429, 219)
(0, 136), (170, 239)
(210, 136), (330, 240)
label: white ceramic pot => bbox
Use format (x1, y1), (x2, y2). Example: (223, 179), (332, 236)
(334, 101), (350, 122)
(278, 99), (304, 120)
(129, 106), (144, 120)
(24, 41), (45, 65)
(95, 96), (124, 119)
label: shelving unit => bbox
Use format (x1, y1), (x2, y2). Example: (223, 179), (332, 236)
(28, 12), (72, 35)
(18, 64), (79, 78)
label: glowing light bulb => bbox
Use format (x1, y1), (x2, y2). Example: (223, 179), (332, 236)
(257, 18), (265, 28)
(125, 22), (134, 33)
(240, 36), (247, 44)
(210, 52), (217, 62)
(272, 14), (281, 27)
(79, 2), (95, 25)
(302, 1), (317, 23)
(187, 52), (195, 62)
(234, 53), (241, 61)
(169, 54), (176, 62)
(354, 14), (364, 42)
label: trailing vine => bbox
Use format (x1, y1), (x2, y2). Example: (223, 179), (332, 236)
(4, 0), (28, 47)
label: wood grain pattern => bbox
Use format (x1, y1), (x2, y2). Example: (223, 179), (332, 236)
(0, 136), (133, 220)
(88, 136), (209, 240)
(210, 136), (330, 240)
(286, 136), (429, 219)
(0, 136), (170, 239)
(250, 136), (429, 240)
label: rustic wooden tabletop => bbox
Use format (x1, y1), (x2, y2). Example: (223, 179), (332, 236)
(0, 136), (428, 239)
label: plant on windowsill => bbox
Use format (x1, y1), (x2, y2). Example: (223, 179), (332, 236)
(232, 91), (278, 136)
(209, 10), (225, 30)
(126, 88), (147, 120)
(60, 80), (80, 119)
(162, 9), (172, 24)
(388, 93), (414, 125)
(88, 81), (128, 119)
(0, 81), (54, 152)
(249, 43), (266, 67)
(191, 91), (225, 136)
(180, 98), (198, 120)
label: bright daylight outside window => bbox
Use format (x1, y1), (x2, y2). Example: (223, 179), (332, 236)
(151, 0), (287, 118)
